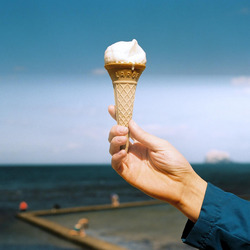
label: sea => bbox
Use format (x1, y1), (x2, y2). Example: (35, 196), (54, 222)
(0, 163), (249, 250)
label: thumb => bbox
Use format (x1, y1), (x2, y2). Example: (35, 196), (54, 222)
(129, 120), (166, 151)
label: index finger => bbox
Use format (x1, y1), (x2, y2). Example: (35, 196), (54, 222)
(108, 105), (116, 121)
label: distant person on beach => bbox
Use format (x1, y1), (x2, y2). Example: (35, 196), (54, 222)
(53, 203), (61, 210)
(111, 193), (120, 207)
(69, 218), (89, 237)
(19, 201), (28, 212)
(108, 105), (250, 249)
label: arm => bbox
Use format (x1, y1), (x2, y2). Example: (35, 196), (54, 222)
(108, 105), (250, 249)
(108, 105), (207, 222)
(182, 183), (250, 249)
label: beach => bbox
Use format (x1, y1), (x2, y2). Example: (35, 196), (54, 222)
(2, 1), (250, 248)
(1, 164), (249, 249)
(41, 203), (192, 250)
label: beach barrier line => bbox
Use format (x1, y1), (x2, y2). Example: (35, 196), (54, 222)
(16, 200), (164, 250)
(17, 212), (127, 250)
(26, 200), (164, 216)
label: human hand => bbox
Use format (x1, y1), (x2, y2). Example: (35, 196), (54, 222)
(108, 105), (207, 222)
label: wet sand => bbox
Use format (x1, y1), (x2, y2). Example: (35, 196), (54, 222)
(0, 217), (82, 249)
(44, 204), (194, 250)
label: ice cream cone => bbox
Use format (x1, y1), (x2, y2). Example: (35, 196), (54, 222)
(105, 63), (145, 151)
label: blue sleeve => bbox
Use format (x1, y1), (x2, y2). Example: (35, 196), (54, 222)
(181, 183), (250, 249)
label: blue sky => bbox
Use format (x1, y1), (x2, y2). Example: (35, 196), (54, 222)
(1, 0), (250, 75)
(0, 1), (250, 164)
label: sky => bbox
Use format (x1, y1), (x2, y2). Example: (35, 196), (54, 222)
(0, 0), (250, 164)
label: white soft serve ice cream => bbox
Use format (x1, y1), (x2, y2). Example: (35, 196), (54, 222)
(104, 39), (146, 65)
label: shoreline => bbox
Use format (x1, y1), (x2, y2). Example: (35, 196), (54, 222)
(16, 200), (164, 250)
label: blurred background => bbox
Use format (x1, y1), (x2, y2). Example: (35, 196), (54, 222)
(1, 0), (250, 164)
(0, 1), (250, 249)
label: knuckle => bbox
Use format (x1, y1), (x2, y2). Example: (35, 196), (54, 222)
(109, 146), (113, 155)
(116, 136), (122, 143)
(108, 125), (118, 142)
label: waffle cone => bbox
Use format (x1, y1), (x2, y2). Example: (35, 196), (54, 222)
(105, 63), (145, 151)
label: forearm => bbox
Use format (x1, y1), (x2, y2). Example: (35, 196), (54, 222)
(176, 172), (207, 222)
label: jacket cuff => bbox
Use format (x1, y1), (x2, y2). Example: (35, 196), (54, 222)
(181, 183), (225, 249)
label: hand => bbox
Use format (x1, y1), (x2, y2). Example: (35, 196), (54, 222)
(108, 105), (207, 222)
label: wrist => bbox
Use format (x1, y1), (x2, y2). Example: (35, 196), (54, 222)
(177, 172), (207, 222)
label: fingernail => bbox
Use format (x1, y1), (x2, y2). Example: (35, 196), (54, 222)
(118, 126), (128, 133)
(118, 149), (126, 156)
(130, 120), (137, 126)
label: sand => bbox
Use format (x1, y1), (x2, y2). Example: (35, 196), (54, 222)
(43, 204), (194, 250)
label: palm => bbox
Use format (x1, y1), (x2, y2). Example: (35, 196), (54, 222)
(119, 141), (193, 203)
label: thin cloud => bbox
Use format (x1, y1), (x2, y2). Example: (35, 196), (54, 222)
(91, 68), (106, 75)
(231, 76), (250, 86)
(240, 7), (250, 15)
(70, 125), (108, 140)
(142, 123), (189, 137)
(52, 142), (82, 154)
(13, 66), (26, 72)
(67, 142), (82, 150)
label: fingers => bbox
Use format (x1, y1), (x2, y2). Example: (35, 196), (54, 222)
(111, 150), (127, 173)
(129, 120), (167, 151)
(108, 125), (128, 143)
(109, 124), (128, 157)
(108, 105), (116, 120)
(109, 136), (128, 155)
(108, 121), (128, 173)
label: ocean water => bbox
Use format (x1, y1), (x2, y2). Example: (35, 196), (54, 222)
(0, 164), (249, 249)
